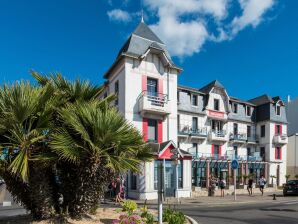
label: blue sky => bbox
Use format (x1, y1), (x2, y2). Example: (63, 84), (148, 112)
(0, 0), (297, 101)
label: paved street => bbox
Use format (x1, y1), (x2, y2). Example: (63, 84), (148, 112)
(179, 197), (298, 224)
(139, 193), (298, 224)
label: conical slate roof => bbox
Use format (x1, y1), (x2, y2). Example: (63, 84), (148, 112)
(105, 21), (182, 78)
(133, 21), (164, 44)
(200, 80), (225, 93)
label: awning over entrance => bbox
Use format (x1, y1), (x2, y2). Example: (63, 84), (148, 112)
(148, 140), (192, 160)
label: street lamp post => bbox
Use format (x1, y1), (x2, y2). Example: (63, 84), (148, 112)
(157, 162), (164, 224)
(170, 148), (180, 201)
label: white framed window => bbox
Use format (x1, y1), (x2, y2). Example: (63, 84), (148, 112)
(276, 105), (281, 116)
(192, 94), (198, 106)
(246, 106), (251, 116)
(233, 103), (238, 114)
(214, 99), (220, 111)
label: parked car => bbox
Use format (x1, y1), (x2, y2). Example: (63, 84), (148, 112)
(283, 180), (298, 196)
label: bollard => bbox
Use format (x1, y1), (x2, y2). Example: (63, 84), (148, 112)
(273, 194), (276, 200)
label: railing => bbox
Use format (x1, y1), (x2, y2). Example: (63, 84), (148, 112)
(229, 133), (247, 141)
(138, 91), (170, 115)
(211, 130), (226, 137)
(247, 134), (259, 143)
(139, 91), (168, 106)
(178, 125), (207, 136)
(190, 151), (264, 161)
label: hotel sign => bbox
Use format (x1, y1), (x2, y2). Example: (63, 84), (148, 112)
(208, 110), (225, 118)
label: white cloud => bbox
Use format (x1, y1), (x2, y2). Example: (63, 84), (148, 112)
(231, 0), (275, 35)
(107, 9), (131, 23)
(108, 0), (276, 57)
(150, 16), (208, 57)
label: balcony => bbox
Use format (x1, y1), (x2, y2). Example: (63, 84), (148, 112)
(227, 154), (264, 161)
(208, 130), (228, 142)
(273, 134), (288, 145)
(191, 152), (228, 160)
(178, 125), (207, 139)
(247, 135), (259, 144)
(229, 133), (247, 143)
(138, 91), (170, 116)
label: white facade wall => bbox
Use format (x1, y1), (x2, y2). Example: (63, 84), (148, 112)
(287, 134), (298, 177)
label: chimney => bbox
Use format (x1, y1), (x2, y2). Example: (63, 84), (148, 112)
(287, 95), (291, 103)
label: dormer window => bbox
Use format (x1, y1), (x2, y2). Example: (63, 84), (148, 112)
(246, 106), (251, 116)
(192, 95), (198, 106)
(233, 103), (238, 114)
(214, 99), (220, 111)
(276, 105), (281, 116)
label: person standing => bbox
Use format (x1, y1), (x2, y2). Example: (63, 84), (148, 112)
(259, 175), (267, 196)
(247, 176), (253, 196)
(219, 178), (226, 197)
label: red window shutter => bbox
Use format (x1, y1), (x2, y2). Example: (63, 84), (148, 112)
(158, 78), (163, 94)
(158, 120), (163, 143)
(142, 75), (147, 92)
(143, 118), (148, 142)
(211, 145), (214, 155)
(219, 145), (222, 156)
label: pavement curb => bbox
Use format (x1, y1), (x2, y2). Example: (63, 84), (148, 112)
(186, 215), (198, 224)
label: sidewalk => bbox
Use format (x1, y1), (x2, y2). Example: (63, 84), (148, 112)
(136, 191), (286, 207)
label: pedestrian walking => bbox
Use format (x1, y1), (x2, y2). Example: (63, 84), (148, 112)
(259, 175), (267, 196)
(219, 178), (226, 197)
(114, 177), (123, 204)
(247, 176), (253, 196)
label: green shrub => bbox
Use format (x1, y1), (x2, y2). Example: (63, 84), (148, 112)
(121, 200), (138, 216)
(140, 206), (154, 224)
(163, 208), (186, 224)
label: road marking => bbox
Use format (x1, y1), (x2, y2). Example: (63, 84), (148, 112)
(283, 201), (298, 205)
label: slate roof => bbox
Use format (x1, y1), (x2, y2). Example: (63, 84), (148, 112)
(104, 21), (181, 78)
(178, 85), (205, 95)
(248, 94), (274, 106)
(199, 80), (225, 93)
(133, 22), (164, 44)
(230, 96), (256, 106)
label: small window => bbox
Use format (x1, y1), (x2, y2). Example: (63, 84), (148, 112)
(114, 81), (119, 106)
(246, 106), (251, 116)
(214, 99), (220, 111)
(233, 103), (238, 113)
(261, 125), (266, 138)
(247, 125), (251, 138)
(276, 125), (281, 135)
(233, 123), (238, 135)
(276, 147), (282, 160)
(192, 117), (198, 131)
(276, 105), (281, 116)
(192, 95), (198, 106)
(177, 92), (180, 104)
(148, 119), (158, 142)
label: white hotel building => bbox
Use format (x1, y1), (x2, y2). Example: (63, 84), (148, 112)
(103, 21), (288, 200)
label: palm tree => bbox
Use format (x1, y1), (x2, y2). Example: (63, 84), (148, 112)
(285, 174), (291, 183)
(50, 101), (153, 217)
(0, 82), (58, 219)
(31, 71), (114, 104)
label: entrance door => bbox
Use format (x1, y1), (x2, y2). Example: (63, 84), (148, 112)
(164, 161), (175, 197)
